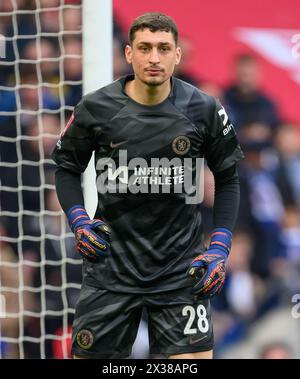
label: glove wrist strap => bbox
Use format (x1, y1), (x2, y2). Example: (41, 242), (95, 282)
(67, 205), (90, 233)
(209, 227), (232, 255)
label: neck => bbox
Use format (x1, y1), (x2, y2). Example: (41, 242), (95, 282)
(125, 76), (171, 105)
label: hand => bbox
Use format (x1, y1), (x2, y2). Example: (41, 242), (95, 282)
(188, 228), (232, 298)
(75, 219), (111, 262)
(67, 205), (111, 262)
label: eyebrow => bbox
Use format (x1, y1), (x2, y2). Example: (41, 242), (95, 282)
(137, 42), (173, 46)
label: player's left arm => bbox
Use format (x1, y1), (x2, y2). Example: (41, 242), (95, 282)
(188, 98), (244, 298)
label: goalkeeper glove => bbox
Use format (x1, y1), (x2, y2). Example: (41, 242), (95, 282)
(67, 205), (111, 262)
(188, 228), (232, 298)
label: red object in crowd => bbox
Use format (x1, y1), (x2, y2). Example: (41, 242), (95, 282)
(52, 325), (73, 359)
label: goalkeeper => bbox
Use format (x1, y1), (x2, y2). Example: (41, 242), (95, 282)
(52, 12), (243, 359)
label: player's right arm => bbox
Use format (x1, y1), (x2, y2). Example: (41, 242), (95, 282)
(52, 99), (111, 262)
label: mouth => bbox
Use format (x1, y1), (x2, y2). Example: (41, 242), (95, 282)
(145, 68), (162, 75)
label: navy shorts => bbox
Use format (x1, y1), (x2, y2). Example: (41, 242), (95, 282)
(72, 279), (214, 358)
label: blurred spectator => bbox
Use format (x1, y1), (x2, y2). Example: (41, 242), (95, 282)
(63, 6), (81, 31)
(0, 0), (14, 12)
(63, 36), (82, 105)
(108, 17), (132, 79)
(279, 206), (300, 267)
(0, 89), (16, 127)
(259, 341), (293, 359)
(0, 222), (20, 358)
(0, 0), (83, 359)
(40, 188), (81, 358)
(269, 205), (300, 295)
(239, 121), (272, 144)
(0, 114), (60, 241)
(237, 123), (291, 278)
(274, 124), (300, 207)
(42, 188), (81, 311)
(213, 231), (265, 355)
(226, 231), (263, 320)
(40, 0), (60, 8)
(52, 326), (73, 359)
(21, 113), (60, 211)
(113, 37), (131, 79)
(0, 0), (37, 83)
(173, 36), (200, 86)
(14, 188), (81, 358)
(224, 54), (280, 132)
(17, 41), (61, 122)
(200, 81), (223, 99)
(40, 5), (60, 33)
(21, 38), (59, 84)
(0, 222), (38, 358)
(0, 2), (15, 82)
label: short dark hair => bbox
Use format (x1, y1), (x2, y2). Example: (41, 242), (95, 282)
(128, 12), (178, 45)
(235, 53), (256, 65)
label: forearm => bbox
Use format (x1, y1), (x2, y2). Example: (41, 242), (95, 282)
(55, 167), (84, 215)
(213, 165), (240, 231)
(55, 167), (110, 260)
(188, 165), (239, 297)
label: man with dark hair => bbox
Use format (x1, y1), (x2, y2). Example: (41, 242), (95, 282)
(224, 53), (280, 131)
(52, 12), (243, 359)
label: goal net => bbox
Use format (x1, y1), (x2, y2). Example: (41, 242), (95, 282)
(1, 0), (147, 360)
(0, 0), (85, 359)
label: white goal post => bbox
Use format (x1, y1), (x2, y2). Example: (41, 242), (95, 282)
(82, 0), (113, 217)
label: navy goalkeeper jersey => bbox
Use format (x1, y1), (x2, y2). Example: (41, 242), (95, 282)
(52, 75), (244, 293)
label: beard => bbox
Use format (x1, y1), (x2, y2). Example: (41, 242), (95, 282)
(144, 78), (164, 86)
(141, 74), (169, 87)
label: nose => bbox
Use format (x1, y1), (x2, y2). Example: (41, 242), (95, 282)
(149, 48), (160, 64)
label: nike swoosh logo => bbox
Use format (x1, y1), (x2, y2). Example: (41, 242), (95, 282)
(110, 140), (127, 149)
(189, 335), (207, 345)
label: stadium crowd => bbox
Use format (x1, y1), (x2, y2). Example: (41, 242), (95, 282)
(0, 0), (300, 359)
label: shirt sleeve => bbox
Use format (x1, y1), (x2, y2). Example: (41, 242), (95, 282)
(51, 99), (96, 174)
(205, 97), (244, 173)
(213, 164), (240, 231)
(55, 167), (84, 215)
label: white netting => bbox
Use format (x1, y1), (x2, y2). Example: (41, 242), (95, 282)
(0, 0), (83, 358)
